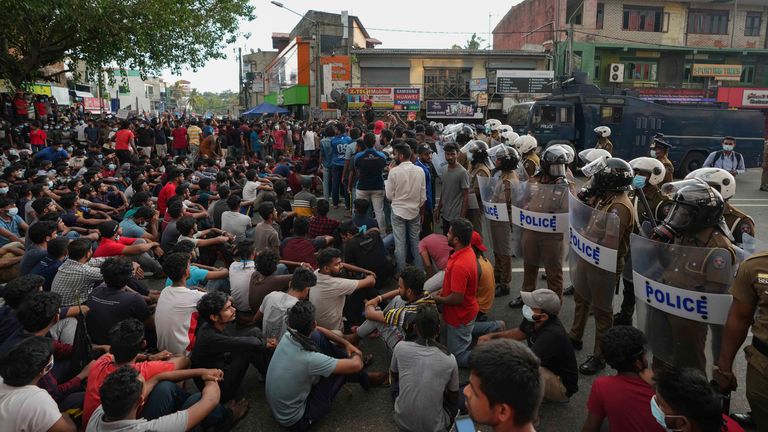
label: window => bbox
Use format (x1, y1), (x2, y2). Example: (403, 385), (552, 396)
(688, 10), (729, 35)
(594, 58), (602, 82)
(532, 105), (557, 127)
(741, 65), (755, 84)
(745, 12), (762, 37)
(600, 106), (624, 124)
(624, 61), (658, 81)
(567, 2), (583, 25)
(623, 6), (664, 32)
(118, 83), (130, 95)
(596, 3), (605, 29)
(145, 85), (154, 98)
(424, 68), (470, 99)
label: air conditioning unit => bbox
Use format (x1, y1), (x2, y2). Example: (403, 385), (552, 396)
(609, 64), (625, 83)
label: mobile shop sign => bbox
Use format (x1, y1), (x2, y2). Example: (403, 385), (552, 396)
(470, 78), (488, 92)
(568, 227), (618, 272)
(632, 272), (732, 324)
(511, 207), (568, 233)
(393, 88), (420, 111)
(426, 100), (481, 119)
(496, 70), (554, 94)
(482, 201), (510, 222)
(742, 89), (768, 108)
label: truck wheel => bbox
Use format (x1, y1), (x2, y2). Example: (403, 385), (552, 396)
(679, 152), (707, 177)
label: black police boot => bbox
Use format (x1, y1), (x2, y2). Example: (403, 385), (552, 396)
(508, 296), (524, 308)
(495, 283), (510, 297)
(729, 412), (755, 429)
(563, 285), (575, 296)
(613, 312), (633, 326)
(579, 356), (605, 375)
(569, 337), (583, 351)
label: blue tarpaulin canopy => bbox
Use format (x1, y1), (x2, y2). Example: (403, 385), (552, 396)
(242, 102), (289, 116)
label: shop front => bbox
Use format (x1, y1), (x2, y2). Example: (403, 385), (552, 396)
(717, 87), (768, 139)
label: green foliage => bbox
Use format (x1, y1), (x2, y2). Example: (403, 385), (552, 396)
(189, 90), (238, 114)
(0, 0), (255, 87)
(452, 33), (486, 50)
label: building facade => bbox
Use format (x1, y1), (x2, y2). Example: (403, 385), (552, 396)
(351, 49), (550, 120)
(494, 0), (768, 106)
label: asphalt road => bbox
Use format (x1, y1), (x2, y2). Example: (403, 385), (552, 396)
(204, 169), (767, 432)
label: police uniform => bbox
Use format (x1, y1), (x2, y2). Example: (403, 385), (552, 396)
(595, 137), (613, 155)
(729, 253), (768, 428)
(659, 156), (674, 184)
(489, 170), (518, 289)
(522, 152), (540, 178)
(569, 191), (634, 359)
(723, 202), (755, 246)
(468, 164), (491, 233)
(520, 175), (571, 297)
(651, 227), (735, 372)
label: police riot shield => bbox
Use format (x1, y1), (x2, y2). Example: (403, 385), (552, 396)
(511, 181), (570, 266)
(631, 233), (736, 372)
(568, 193), (621, 312)
(478, 175), (516, 256)
(741, 233), (768, 260)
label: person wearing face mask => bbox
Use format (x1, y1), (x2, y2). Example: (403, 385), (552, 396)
(701, 136), (746, 177)
(0, 197), (28, 248)
(479, 288), (578, 403)
(33, 141), (69, 164)
(613, 157), (670, 327)
(652, 367), (744, 432)
(650, 134), (674, 184)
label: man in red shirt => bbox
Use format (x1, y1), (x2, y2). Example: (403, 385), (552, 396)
(34, 96), (48, 122)
(430, 218), (478, 367)
(94, 220), (163, 274)
(272, 122), (287, 158)
(157, 169), (183, 216)
(113, 120), (136, 164)
(171, 121), (188, 157)
(29, 121), (48, 151)
(12, 91), (28, 123)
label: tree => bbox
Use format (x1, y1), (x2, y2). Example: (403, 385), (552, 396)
(451, 33), (486, 50)
(0, 0), (255, 88)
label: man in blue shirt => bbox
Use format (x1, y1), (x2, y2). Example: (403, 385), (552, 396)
(319, 125), (335, 201)
(329, 123), (352, 209)
(354, 132), (387, 233)
(33, 142), (69, 164)
(415, 144), (434, 237)
(30, 237), (68, 291)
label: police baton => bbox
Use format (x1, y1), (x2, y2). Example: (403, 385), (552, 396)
(633, 185), (657, 227)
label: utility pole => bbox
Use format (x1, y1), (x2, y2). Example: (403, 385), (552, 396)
(238, 47), (243, 111)
(316, 20), (322, 109)
(566, 0), (585, 76)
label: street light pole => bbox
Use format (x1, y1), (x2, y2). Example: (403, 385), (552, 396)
(271, 1), (321, 110)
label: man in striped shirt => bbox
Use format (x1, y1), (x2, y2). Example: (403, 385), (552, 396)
(292, 188), (317, 218)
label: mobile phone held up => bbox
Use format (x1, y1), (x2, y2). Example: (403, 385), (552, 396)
(452, 415), (477, 432)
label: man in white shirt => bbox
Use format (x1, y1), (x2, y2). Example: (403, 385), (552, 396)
(0, 336), (76, 432)
(385, 143), (426, 273)
(256, 268), (316, 341)
(302, 126), (316, 158)
(703, 136), (746, 175)
(242, 169), (273, 211)
(155, 252), (207, 355)
(309, 248), (376, 334)
(221, 194), (253, 241)
(229, 239), (257, 316)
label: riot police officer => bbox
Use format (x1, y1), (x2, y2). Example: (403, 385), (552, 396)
(466, 140), (492, 233)
(509, 145), (572, 306)
(614, 157), (670, 326)
(685, 167), (755, 247)
(489, 145), (521, 297)
(569, 158), (635, 375)
(593, 126), (613, 154)
(514, 134), (540, 178)
(650, 134), (674, 184)
(649, 179), (736, 373)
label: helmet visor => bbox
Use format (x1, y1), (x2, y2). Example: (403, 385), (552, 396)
(548, 164), (567, 178)
(664, 202), (697, 231)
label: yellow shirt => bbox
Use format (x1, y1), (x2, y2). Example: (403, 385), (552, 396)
(187, 125), (202, 146)
(477, 255), (496, 313)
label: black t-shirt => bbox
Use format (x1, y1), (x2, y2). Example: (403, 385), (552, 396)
(228, 129), (241, 148)
(86, 284), (151, 345)
(520, 316), (579, 396)
(136, 128), (155, 147)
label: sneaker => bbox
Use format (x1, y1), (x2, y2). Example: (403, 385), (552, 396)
(508, 296), (524, 308)
(579, 356), (605, 375)
(495, 284), (510, 297)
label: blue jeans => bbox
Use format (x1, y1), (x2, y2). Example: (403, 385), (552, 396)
(330, 165), (346, 207)
(144, 381), (231, 429)
(472, 320), (503, 336)
(391, 212), (423, 274)
(445, 320), (475, 367)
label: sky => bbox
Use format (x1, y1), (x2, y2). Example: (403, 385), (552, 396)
(162, 0), (521, 93)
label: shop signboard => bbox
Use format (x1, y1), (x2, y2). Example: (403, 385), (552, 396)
(426, 100), (482, 118)
(470, 78), (488, 92)
(347, 87), (420, 110)
(496, 70), (554, 94)
(742, 89), (768, 108)
(691, 64), (742, 81)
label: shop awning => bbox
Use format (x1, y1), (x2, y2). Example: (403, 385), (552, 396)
(74, 90), (95, 98)
(50, 86), (71, 105)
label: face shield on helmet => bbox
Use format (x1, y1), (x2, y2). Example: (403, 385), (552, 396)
(549, 144), (575, 164)
(684, 168), (735, 200)
(578, 148), (611, 165)
(664, 202), (699, 232)
(485, 119), (502, 133)
(461, 140), (489, 162)
(660, 179), (725, 233)
(493, 145), (521, 171)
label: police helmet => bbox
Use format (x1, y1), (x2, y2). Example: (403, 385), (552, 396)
(514, 135), (538, 154)
(578, 148), (611, 165)
(501, 130), (519, 144)
(685, 168), (735, 200)
(494, 145), (521, 170)
(485, 119), (502, 131)
(541, 145), (571, 178)
(594, 126), (611, 138)
(629, 157), (666, 186)
(549, 144), (575, 164)
(661, 178), (725, 232)
(592, 158), (634, 192)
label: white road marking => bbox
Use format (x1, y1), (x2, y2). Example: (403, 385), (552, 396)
(510, 267), (569, 273)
